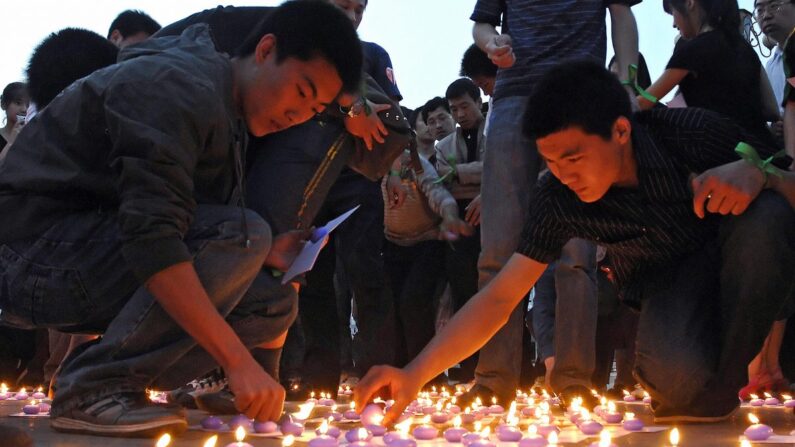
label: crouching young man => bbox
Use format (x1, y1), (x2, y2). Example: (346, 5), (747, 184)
(355, 60), (794, 423)
(0, 1), (362, 437)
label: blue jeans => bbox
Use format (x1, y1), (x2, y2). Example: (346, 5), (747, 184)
(476, 96), (541, 396)
(531, 238), (598, 392)
(0, 205), (297, 414)
(635, 191), (795, 417)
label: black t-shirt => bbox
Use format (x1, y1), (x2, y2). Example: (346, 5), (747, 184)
(667, 30), (772, 143)
(781, 29), (795, 105)
(463, 127), (479, 163)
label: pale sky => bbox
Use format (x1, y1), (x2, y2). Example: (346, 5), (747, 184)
(1, 0), (762, 109)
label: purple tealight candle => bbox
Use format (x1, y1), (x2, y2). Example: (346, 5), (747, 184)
(588, 431), (617, 447)
(229, 414), (253, 432)
(388, 439), (417, 447)
(330, 411), (344, 421)
(38, 402), (51, 414)
(749, 394), (764, 407)
(489, 405), (505, 415)
(518, 427), (547, 447)
(764, 394), (781, 406)
(344, 410), (361, 420)
(281, 420), (305, 436)
(360, 403), (385, 426)
(308, 435), (339, 447)
(32, 389), (47, 400)
(201, 415), (224, 430)
(366, 425), (387, 437)
(346, 428), (373, 443)
(431, 412), (450, 424)
(254, 420), (278, 434)
(536, 423), (559, 438)
(783, 394), (795, 408)
(15, 390), (29, 401)
(601, 402), (622, 424)
(621, 412), (643, 432)
(347, 442), (371, 447)
(449, 405), (461, 414)
(622, 391), (636, 402)
(521, 406), (536, 418)
(421, 406), (435, 415)
(496, 425), (522, 442)
(461, 411), (477, 424)
(444, 427), (468, 442)
(22, 401), (40, 415)
(642, 392), (652, 404)
(578, 419), (603, 435)
(744, 414), (773, 441)
(468, 440), (496, 447)
(383, 431), (409, 445)
(412, 425), (438, 440)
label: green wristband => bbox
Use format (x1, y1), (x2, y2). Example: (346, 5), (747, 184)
(735, 142), (786, 184)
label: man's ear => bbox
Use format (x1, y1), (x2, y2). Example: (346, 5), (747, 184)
(254, 34), (277, 64)
(613, 116), (632, 145)
(109, 29), (123, 47)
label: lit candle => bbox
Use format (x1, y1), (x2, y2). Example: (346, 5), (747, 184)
(200, 415), (224, 430)
(431, 401), (449, 424)
(461, 407), (477, 424)
(310, 420), (340, 447)
(22, 399), (40, 415)
(594, 397), (608, 417)
(518, 425), (547, 447)
(763, 392), (780, 406)
(361, 403), (385, 426)
(0, 383), (8, 400)
(489, 397), (505, 415)
(621, 412), (644, 432)
(38, 402), (51, 413)
(669, 428), (680, 447)
(225, 427), (254, 447)
(412, 416), (438, 440)
(344, 401), (360, 420)
(749, 394), (764, 407)
(346, 427), (373, 443)
(741, 441), (752, 447)
(578, 411), (603, 435)
(642, 391), (652, 404)
(319, 392), (336, 407)
(622, 390), (636, 402)
(384, 419), (413, 445)
(587, 430), (616, 447)
(443, 416), (468, 442)
(743, 414), (773, 441)
(343, 386), (353, 396)
(281, 418), (305, 436)
(253, 420), (278, 434)
(32, 387), (46, 400)
(203, 435), (218, 447)
(547, 432), (559, 446)
(429, 386), (439, 398)
(536, 415), (560, 437)
(365, 414), (387, 437)
(496, 424), (522, 442)
(566, 397), (582, 416)
(15, 388), (28, 401)
(156, 433), (171, 447)
(601, 402), (622, 424)
(330, 404), (343, 421)
(783, 394), (795, 408)
(229, 414), (253, 432)
(461, 424), (487, 446)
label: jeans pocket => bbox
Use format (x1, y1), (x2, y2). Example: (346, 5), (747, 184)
(0, 244), (94, 328)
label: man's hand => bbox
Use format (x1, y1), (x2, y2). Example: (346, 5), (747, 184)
(484, 34), (515, 68)
(354, 365), (422, 426)
(264, 229), (312, 271)
(345, 100), (391, 151)
(226, 356), (286, 422)
(464, 195), (482, 226)
(691, 160), (766, 219)
(439, 212), (474, 241)
(386, 175), (408, 209)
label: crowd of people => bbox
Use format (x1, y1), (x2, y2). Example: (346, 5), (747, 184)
(0, 0), (793, 441)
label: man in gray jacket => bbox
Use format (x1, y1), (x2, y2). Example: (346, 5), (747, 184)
(0, 1), (362, 438)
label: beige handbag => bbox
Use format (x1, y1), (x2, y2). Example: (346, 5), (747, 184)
(382, 148), (441, 245)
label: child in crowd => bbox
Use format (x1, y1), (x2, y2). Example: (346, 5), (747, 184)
(0, 82), (28, 158)
(356, 60), (794, 424)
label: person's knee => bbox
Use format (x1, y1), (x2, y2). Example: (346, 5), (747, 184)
(730, 191), (795, 246)
(558, 238), (597, 270)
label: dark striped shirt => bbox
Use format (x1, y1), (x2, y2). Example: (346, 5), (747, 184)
(517, 107), (786, 303)
(470, 0), (640, 101)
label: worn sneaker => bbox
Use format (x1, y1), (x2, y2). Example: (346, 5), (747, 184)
(195, 388), (237, 415)
(652, 403), (739, 424)
(168, 373), (227, 409)
(559, 385), (599, 412)
(455, 383), (513, 409)
(51, 392), (187, 437)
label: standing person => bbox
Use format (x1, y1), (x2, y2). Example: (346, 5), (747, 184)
(355, 60), (795, 426)
(423, 97), (457, 143)
(107, 9), (161, 49)
(0, 1), (363, 437)
(467, 0), (639, 406)
(0, 82), (28, 159)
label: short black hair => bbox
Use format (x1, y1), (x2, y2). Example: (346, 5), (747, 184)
(408, 106), (422, 130)
(27, 28), (118, 108)
(1, 82), (28, 109)
(445, 78), (481, 102)
(523, 59), (631, 141)
(663, 0), (741, 43)
(235, 0), (363, 94)
(421, 97), (450, 124)
(107, 10), (161, 39)
(460, 44), (497, 79)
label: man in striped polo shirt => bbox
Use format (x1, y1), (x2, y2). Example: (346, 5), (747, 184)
(355, 60), (794, 424)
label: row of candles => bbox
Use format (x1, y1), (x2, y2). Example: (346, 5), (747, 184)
(0, 383), (48, 401)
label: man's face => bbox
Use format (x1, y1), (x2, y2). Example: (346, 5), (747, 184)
(756, 0), (795, 44)
(448, 94), (483, 130)
(536, 124), (628, 203)
(472, 75), (495, 96)
(330, 0), (366, 29)
(238, 35), (342, 137)
(425, 107), (456, 141)
(110, 30), (151, 49)
(414, 113), (434, 144)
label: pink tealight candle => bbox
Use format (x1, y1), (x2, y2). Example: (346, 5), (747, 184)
(579, 419), (603, 435)
(254, 421), (278, 434)
(763, 393), (781, 406)
(201, 415), (224, 430)
(15, 390), (28, 401)
(444, 427), (468, 442)
(229, 414), (253, 432)
(388, 439), (417, 447)
(621, 413), (644, 432)
(383, 431), (410, 445)
(308, 436), (338, 447)
(749, 394), (764, 407)
(622, 390), (636, 402)
(38, 402), (51, 413)
(518, 426), (547, 447)
(360, 404), (385, 426)
(346, 428), (373, 443)
(449, 405), (462, 414)
(601, 402), (622, 424)
(642, 392), (652, 404)
(431, 412), (449, 424)
(588, 431), (617, 447)
(32, 389), (47, 400)
(280, 421), (305, 436)
(344, 410), (360, 420)
(496, 425), (522, 442)
(22, 401), (40, 415)
(366, 425), (387, 437)
(226, 427), (255, 447)
(744, 414), (773, 441)
(521, 406), (536, 418)
(461, 432), (487, 446)
(783, 394), (795, 408)
(412, 425), (438, 440)
(468, 440), (496, 447)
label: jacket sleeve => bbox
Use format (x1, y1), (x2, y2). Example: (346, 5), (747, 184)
(103, 76), (217, 282)
(416, 157), (458, 218)
(455, 161), (483, 185)
(434, 142), (454, 178)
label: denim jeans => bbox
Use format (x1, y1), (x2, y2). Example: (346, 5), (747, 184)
(477, 95), (541, 397)
(634, 191), (795, 417)
(530, 238), (598, 392)
(384, 239), (445, 367)
(0, 205), (297, 414)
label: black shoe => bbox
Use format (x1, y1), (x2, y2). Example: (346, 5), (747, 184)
(195, 388), (237, 415)
(651, 400), (739, 424)
(0, 424), (33, 447)
(50, 392), (187, 438)
(168, 373), (227, 409)
(283, 377), (313, 401)
(455, 384), (513, 409)
(559, 385), (599, 412)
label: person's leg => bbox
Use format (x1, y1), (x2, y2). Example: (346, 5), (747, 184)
(384, 241), (413, 368)
(474, 95), (540, 401)
(549, 238), (598, 394)
(445, 226), (481, 381)
(400, 241), (445, 366)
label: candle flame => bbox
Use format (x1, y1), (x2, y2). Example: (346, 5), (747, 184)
(0, 383), (6, 392)
(764, 392), (773, 399)
(465, 407), (471, 415)
(474, 421), (482, 433)
(748, 413), (760, 424)
(601, 396), (607, 406)
(580, 409), (591, 421)
(156, 433), (171, 447)
(350, 401), (355, 410)
(475, 397), (482, 407)
(283, 435), (295, 447)
(37, 386), (43, 393)
(453, 415), (462, 428)
(372, 414), (384, 426)
(311, 391), (316, 398)
(741, 441), (752, 447)
(591, 389), (600, 397)
(396, 419), (411, 435)
(508, 401), (517, 416)
(750, 394), (759, 400)
(542, 415), (551, 425)
(540, 401), (551, 414)
(432, 386), (437, 392)
(235, 426), (247, 442)
(436, 401), (443, 411)
(528, 425), (538, 436)
(451, 397), (457, 405)
(623, 390), (630, 397)
(643, 391), (650, 398)
(783, 394), (792, 400)
(319, 420), (329, 435)
(294, 402), (315, 420)
(30, 399), (37, 406)
(481, 426), (491, 437)
(625, 412), (635, 420)
(358, 428), (369, 439)
(492, 397), (497, 405)
(422, 415), (431, 425)
(548, 431), (559, 445)
(598, 430), (611, 447)
(203, 435), (218, 447)
(669, 428), (680, 446)
(607, 401), (617, 413)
